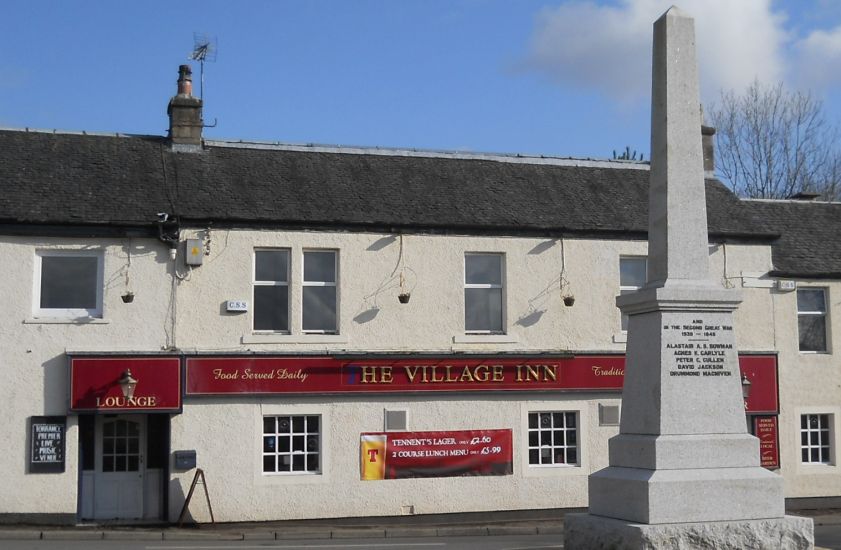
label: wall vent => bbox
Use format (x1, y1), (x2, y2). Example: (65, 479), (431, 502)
(599, 404), (621, 426)
(384, 410), (408, 431)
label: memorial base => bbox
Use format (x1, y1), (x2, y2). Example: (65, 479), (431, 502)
(564, 513), (814, 550)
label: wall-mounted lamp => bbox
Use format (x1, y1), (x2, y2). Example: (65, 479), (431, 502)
(119, 369), (138, 399)
(741, 373), (752, 410)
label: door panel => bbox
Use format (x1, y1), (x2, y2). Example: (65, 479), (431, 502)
(93, 416), (144, 520)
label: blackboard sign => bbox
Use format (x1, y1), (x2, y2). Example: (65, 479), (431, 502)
(30, 416), (66, 473)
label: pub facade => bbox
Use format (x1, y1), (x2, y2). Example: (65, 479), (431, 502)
(0, 68), (839, 523)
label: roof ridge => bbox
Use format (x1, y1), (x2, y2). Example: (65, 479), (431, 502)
(204, 139), (651, 170)
(0, 126), (650, 170)
(0, 126), (162, 140)
(743, 197), (841, 206)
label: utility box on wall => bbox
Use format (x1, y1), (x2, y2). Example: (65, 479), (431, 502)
(185, 239), (203, 266)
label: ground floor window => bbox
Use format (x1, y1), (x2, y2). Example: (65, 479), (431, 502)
(527, 411), (578, 466)
(262, 415), (321, 474)
(801, 414), (831, 464)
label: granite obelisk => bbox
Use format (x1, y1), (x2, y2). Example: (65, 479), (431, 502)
(564, 7), (813, 548)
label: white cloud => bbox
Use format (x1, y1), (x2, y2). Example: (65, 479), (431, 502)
(793, 25), (841, 89)
(521, 0), (788, 104)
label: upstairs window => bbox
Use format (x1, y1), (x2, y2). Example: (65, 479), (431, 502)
(253, 249), (290, 332)
(34, 251), (103, 318)
(303, 250), (337, 333)
(798, 288), (828, 353)
(619, 257), (647, 331)
(464, 253), (504, 333)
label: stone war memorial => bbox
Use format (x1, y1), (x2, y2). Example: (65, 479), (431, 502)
(564, 7), (814, 550)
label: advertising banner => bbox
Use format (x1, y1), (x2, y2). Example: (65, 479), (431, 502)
(360, 429), (513, 480)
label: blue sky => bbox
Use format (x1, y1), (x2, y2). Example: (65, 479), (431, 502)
(2, 1), (841, 160)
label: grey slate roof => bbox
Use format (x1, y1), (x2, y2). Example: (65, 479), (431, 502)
(0, 128), (838, 277)
(742, 199), (841, 278)
(0, 129), (761, 239)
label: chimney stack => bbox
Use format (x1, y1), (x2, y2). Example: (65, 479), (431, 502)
(701, 125), (715, 177)
(168, 65), (203, 147)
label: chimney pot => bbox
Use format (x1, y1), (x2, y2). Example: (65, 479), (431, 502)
(177, 64), (193, 96)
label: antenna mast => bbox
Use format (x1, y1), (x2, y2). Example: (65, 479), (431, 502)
(189, 33), (217, 101)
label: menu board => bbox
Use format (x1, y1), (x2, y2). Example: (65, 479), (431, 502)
(30, 416), (66, 473)
(754, 415), (780, 469)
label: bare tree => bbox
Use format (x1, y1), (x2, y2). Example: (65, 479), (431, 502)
(709, 80), (841, 200)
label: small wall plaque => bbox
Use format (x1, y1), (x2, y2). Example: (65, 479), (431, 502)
(226, 300), (248, 312)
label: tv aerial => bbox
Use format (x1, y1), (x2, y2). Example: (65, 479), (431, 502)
(189, 33), (217, 101)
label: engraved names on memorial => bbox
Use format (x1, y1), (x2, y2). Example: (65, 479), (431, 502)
(666, 318), (734, 378)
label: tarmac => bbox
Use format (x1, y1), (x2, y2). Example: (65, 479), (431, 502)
(0, 508), (838, 546)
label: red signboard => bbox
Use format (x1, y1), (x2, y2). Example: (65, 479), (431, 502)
(70, 357), (181, 412)
(754, 415), (780, 469)
(740, 355), (779, 414)
(185, 355), (778, 410)
(360, 429), (513, 480)
(185, 356), (626, 395)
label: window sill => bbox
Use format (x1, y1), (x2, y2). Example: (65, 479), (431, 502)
(612, 332), (628, 344)
(243, 334), (348, 345)
(261, 471), (322, 477)
(523, 463), (584, 477)
(798, 462), (837, 473)
(453, 334), (518, 344)
(24, 317), (108, 325)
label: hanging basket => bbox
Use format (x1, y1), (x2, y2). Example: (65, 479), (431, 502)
(563, 295), (575, 307)
(398, 293), (411, 304)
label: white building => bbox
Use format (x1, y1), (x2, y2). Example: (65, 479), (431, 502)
(0, 66), (839, 524)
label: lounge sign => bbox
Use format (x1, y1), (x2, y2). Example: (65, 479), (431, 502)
(185, 356), (627, 395)
(739, 355), (779, 414)
(70, 357), (181, 412)
(360, 429), (513, 480)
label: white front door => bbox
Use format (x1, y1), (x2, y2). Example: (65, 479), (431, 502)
(93, 415), (144, 520)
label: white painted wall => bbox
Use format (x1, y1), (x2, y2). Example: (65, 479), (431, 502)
(164, 228), (792, 521)
(169, 395), (619, 522)
(2, 227), (837, 522)
(773, 280), (841, 498)
(0, 236), (172, 517)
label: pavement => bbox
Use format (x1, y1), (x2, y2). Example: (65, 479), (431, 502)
(0, 507), (838, 544)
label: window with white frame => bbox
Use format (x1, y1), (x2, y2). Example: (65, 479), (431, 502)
(262, 415), (321, 474)
(464, 253), (504, 333)
(619, 257), (647, 331)
(34, 251), (104, 318)
(801, 414), (832, 464)
(253, 249), (290, 332)
(302, 250), (337, 333)
(797, 288), (828, 352)
(527, 411), (578, 466)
